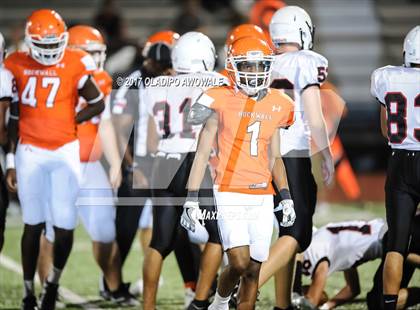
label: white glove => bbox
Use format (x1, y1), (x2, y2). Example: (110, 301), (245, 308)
(319, 303), (330, 310)
(274, 199), (296, 227)
(180, 200), (200, 232)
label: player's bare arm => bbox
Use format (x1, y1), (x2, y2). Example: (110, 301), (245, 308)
(187, 112), (218, 192)
(180, 111), (218, 232)
(99, 113), (122, 189)
(321, 267), (361, 309)
(270, 128), (289, 191)
(270, 128), (296, 228)
(302, 86), (334, 185)
(407, 253), (420, 268)
(76, 76), (105, 124)
(306, 260), (329, 307)
(146, 115), (159, 154)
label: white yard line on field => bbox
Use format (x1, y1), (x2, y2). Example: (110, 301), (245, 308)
(0, 254), (101, 309)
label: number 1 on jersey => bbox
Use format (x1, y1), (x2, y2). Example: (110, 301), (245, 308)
(247, 121), (261, 156)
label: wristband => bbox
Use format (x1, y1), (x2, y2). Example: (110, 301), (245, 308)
(6, 153), (15, 170)
(279, 188), (291, 200)
(186, 190), (199, 202)
(125, 162), (139, 172)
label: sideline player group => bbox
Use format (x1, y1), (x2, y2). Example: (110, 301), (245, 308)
(0, 4), (418, 310)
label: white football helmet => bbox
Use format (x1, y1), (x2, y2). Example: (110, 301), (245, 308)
(0, 32), (5, 64)
(269, 6), (314, 50)
(403, 25), (420, 67)
(171, 32), (216, 73)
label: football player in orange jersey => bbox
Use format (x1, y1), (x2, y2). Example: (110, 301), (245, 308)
(4, 9), (105, 310)
(36, 25), (138, 306)
(219, 24), (268, 79)
(182, 37), (296, 309)
(0, 31), (12, 254)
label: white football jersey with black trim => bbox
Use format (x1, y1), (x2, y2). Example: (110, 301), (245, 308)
(271, 50), (328, 155)
(0, 66), (16, 101)
(371, 65), (420, 151)
(303, 219), (385, 277)
(145, 72), (228, 153)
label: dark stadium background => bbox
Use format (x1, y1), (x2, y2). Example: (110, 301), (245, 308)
(0, 0), (419, 201)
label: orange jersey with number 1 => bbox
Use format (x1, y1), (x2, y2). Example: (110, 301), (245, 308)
(4, 48), (96, 150)
(77, 70), (112, 162)
(198, 86), (294, 195)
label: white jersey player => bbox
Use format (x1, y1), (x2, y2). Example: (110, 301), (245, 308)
(303, 219), (385, 277)
(296, 219), (385, 309)
(258, 7), (334, 309)
(271, 50), (328, 155)
(371, 25), (420, 309)
(0, 31), (15, 254)
(371, 63), (420, 151)
(145, 71), (227, 154)
(142, 32), (227, 310)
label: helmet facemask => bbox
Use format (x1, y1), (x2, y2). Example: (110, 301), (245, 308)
(83, 43), (106, 70)
(227, 52), (274, 96)
(25, 31), (68, 66)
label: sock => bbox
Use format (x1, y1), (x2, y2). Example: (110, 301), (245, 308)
(293, 261), (303, 295)
(23, 280), (34, 297)
(211, 291), (230, 308)
(191, 299), (209, 307)
(383, 294), (398, 310)
(47, 266), (62, 285)
(185, 281), (196, 291)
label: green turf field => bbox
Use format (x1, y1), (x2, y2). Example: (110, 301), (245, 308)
(1, 203), (419, 309)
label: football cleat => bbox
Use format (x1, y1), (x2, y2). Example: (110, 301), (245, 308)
(109, 283), (140, 307)
(129, 276), (164, 297)
(228, 284), (239, 308)
(21, 295), (38, 310)
(98, 276), (111, 301)
(187, 299), (210, 310)
(291, 292), (317, 310)
(39, 282), (59, 310)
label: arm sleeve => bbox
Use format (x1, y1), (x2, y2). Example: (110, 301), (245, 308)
(371, 68), (386, 106)
(76, 53), (97, 90)
(188, 89), (219, 125)
(298, 53), (329, 92)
